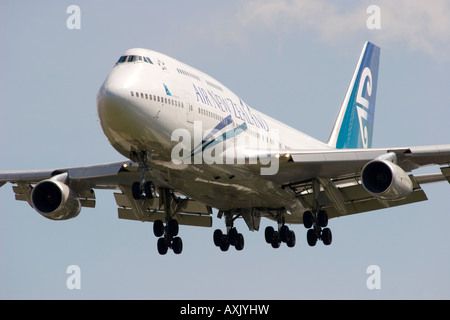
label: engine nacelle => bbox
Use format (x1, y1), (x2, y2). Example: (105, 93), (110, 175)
(31, 178), (81, 220)
(361, 159), (413, 200)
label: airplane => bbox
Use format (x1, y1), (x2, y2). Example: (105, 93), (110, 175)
(1, 41), (450, 255)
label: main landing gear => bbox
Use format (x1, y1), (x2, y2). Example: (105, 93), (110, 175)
(213, 210), (245, 252)
(303, 209), (332, 246)
(264, 224), (296, 248)
(264, 213), (296, 249)
(154, 218), (183, 255)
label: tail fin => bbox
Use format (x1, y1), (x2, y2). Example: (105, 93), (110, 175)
(327, 41), (380, 149)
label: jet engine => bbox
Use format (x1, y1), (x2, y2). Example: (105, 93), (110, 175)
(361, 159), (413, 200)
(31, 176), (81, 220)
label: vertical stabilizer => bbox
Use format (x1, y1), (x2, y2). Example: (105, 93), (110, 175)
(327, 42), (380, 149)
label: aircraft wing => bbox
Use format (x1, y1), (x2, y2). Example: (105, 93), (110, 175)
(0, 160), (213, 227)
(265, 144), (450, 219)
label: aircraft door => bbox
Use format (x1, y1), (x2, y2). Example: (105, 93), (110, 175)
(185, 93), (194, 123)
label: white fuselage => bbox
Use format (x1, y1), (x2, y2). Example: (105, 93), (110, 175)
(97, 48), (331, 221)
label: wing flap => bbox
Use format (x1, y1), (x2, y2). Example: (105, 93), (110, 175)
(294, 175), (427, 220)
(440, 166), (450, 183)
(114, 185), (212, 227)
(322, 188), (427, 219)
(118, 208), (212, 227)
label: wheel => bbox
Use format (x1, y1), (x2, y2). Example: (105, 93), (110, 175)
(271, 231), (281, 248)
(280, 225), (290, 243)
(318, 210), (328, 227)
(144, 181), (155, 199)
(287, 230), (296, 248)
(153, 220), (164, 237)
(167, 219), (179, 237)
(228, 227), (238, 246)
(157, 237), (168, 255)
(303, 211), (313, 229)
(271, 237), (281, 249)
(132, 182), (143, 200)
(265, 226), (275, 244)
(172, 237), (183, 254)
(220, 241), (230, 252)
(307, 229), (317, 247)
(213, 229), (223, 247)
(235, 233), (244, 251)
(322, 228), (332, 245)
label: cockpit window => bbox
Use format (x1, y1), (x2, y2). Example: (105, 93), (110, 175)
(117, 56), (127, 63)
(143, 56), (153, 64)
(116, 55), (153, 65)
(128, 55), (140, 62)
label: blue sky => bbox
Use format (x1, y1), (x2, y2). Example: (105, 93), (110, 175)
(1, 1), (449, 299)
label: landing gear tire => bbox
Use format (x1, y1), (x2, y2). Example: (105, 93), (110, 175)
(303, 211), (313, 229)
(172, 237), (183, 254)
(265, 226), (275, 244)
(307, 229), (318, 247)
(280, 225), (290, 243)
(318, 210), (328, 227)
(213, 229), (224, 247)
(235, 233), (244, 251)
(271, 238), (281, 249)
(287, 230), (296, 248)
(157, 237), (168, 255)
(167, 219), (179, 237)
(228, 227), (238, 246)
(220, 241), (230, 252)
(153, 219), (164, 237)
(322, 227), (332, 245)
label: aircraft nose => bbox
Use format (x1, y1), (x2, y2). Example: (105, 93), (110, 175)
(96, 69), (148, 146)
(97, 76), (129, 120)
